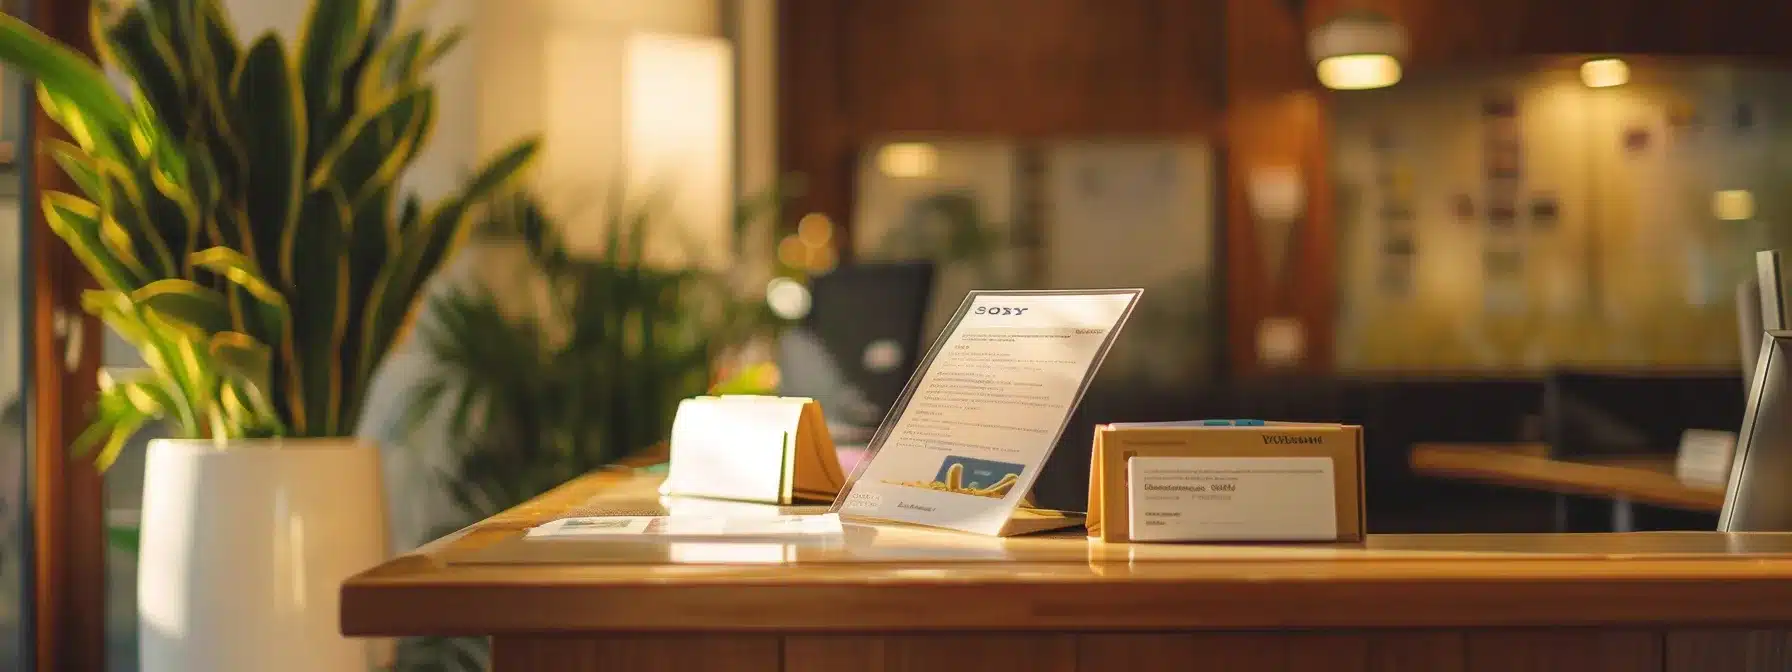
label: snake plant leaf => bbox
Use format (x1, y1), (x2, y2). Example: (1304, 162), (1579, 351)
(392, 193), (419, 241)
(189, 247), (286, 314)
(422, 26), (463, 69)
(96, 160), (177, 277)
(82, 297), (202, 434)
(338, 186), (392, 416)
(44, 138), (102, 199)
(211, 331), (281, 428)
(73, 386), (148, 471)
(298, 0), (365, 165)
(332, 0), (395, 144)
(288, 186), (353, 435)
(99, 7), (189, 142)
(413, 138), (541, 278)
(309, 86), (427, 199)
(357, 138), (539, 388)
(44, 192), (138, 291)
(37, 85), (125, 165)
(192, 5), (244, 175)
(131, 279), (231, 335)
(97, 213), (153, 286)
(0, 15), (135, 150)
(188, 244), (289, 356)
(210, 331), (272, 385)
(232, 34), (303, 277)
(394, 89), (436, 178)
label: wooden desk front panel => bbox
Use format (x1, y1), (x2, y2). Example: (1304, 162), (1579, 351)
(491, 629), (1792, 671)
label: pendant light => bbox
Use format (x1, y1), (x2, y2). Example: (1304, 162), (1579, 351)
(1308, 10), (1408, 90)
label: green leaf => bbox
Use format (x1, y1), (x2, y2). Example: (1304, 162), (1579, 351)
(131, 279), (231, 335)
(99, 7), (189, 141)
(210, 331), (273, 385)
(297, 0), (365, 165)
(356, 140), (540, 406)
(189, 247), (287, 314)
(287, 186), (352, 435)
(308, 87), (429, 201)
(460, 139), (541, 207)
(423, 27), (463, 68)
(0, 13), (137, 153)
(43, 192), (139, 291)
(96, 159), (177, 278)
(44, 138), (101, 199)
(211, 331), (282, 431)
(232, 34), (304, 280)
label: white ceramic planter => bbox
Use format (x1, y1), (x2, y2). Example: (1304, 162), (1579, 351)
(138, 438), (388, 672)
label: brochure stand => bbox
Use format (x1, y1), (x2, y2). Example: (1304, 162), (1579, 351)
(659, 396), (846, 505)
(830, 289), (1143, 537)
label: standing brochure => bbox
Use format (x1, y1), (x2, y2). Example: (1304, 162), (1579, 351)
(830, 289), (1142, 536)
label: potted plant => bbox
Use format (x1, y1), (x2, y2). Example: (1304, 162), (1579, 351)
(0, 1), (537, 670)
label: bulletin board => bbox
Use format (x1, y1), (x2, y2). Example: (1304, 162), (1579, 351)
(1332, 61), (1792, 372)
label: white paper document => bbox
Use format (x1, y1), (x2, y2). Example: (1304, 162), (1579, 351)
(660, 396), (808, 503)
(1127, 456), (1338, 542)
(833, 289), (1141, 535)
(526, 514), (845, 541)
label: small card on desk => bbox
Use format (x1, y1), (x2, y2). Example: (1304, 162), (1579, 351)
(659, 396), (847, 505)
(1088, 421), (1364, 543)
(527, 514), (845, 541)
(1127, 456), (1338, 542)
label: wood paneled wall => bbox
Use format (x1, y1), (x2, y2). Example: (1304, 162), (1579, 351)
(776, 0), (1223, 257)
(777, 0), (1792, 376)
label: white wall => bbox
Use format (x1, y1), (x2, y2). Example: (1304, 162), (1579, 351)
(476, 0), (731, 263)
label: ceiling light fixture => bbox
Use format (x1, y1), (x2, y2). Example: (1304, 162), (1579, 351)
(1308, 11), (1408, 90)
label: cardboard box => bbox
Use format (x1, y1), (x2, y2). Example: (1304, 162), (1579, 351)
(1086, 422), (1365, 543)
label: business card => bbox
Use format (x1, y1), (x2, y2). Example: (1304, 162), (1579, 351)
(1126, 456), (1337, 542)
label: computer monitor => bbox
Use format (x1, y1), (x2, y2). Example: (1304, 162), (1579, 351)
(777, 262), (935, 433)
(1720, 331), (1792, 531)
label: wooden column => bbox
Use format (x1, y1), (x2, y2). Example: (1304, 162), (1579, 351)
(30, 0), (106, 670)
(1223, 0), (1337, 374)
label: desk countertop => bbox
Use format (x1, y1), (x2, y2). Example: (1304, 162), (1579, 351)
(341, 470), (1792, 636)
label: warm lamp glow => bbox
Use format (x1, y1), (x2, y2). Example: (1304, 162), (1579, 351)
(1309, 11), (1407, 91)
(876, 142), (938, 178)
(1580, 59), (1630, 88)
(1714, 190), (1756, 221)
(1317, 54), (1402, 90)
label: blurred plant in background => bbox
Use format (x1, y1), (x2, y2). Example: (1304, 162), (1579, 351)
(393, 186), (791, 670)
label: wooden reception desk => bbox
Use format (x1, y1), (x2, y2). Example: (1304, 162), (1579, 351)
(342, 471), (1792, 671)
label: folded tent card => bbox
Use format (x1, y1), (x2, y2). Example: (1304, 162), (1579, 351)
(657, 395), (847, 506)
